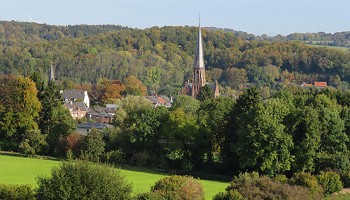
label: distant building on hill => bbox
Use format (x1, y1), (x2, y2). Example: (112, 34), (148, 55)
(301, 82), (328, 88)
(181, 20), (219, 98)
(314, 82), (327, 87)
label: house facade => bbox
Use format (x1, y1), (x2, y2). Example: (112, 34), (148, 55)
(86, 106), (117, 124)
(64, 102), (87, 119)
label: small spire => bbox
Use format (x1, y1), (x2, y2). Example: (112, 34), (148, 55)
(49, 62), (55, 81)
(199, 12), (201, 27)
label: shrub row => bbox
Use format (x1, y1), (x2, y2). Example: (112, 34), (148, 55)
(0, 184), (35, 200)
(1, 160), (347, 200)
(214, 171), (345, 200)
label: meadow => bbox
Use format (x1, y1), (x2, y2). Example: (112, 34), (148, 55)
(0, 154), (228, 199)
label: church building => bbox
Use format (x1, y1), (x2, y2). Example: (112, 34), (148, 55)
(182, 22), (219, 98)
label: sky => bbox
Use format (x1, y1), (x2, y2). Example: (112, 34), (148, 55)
(0, 0), (349, 36)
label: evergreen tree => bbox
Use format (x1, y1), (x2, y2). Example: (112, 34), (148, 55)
(39, 81), (75, 155)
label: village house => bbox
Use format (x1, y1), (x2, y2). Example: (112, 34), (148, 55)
(64, 102), (87, 120)
(61, 90), (90, 119)
(146, 94), (172, 108)
(61, 90), (90, 108)
(86, 104), (117, 124)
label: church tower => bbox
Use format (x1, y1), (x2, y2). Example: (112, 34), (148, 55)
(192, 20), (206, 98)
(49, 62), (55, 82)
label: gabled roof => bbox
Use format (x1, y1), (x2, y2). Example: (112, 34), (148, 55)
(64, 102), (87, 111)
(87, 107), (116, 116)
(62, 90), (86, 100)
(146, 94), (172, 107)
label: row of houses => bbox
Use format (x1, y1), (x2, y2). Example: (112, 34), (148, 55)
(61, 90), (173, 135)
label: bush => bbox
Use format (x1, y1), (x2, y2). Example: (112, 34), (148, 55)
(150, 175), (204, 200)
(36, 161), (132, 200)
(317, 171), (343, 195)
(105, 149), (125, 164)
(134, 192), (166, 200)
(274, 174), (288, 184)
(290, 172), (324, 198)
(57, 132), (85, 158)
(213, 190), (245, 200)
(19, 129), (47, 156)
(0, 184), (35, 200)
(222, 172), (313, 200)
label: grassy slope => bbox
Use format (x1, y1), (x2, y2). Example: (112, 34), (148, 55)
(0, 155), (228, 199)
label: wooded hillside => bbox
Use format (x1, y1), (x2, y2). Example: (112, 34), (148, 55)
(1, 21), (350, 95)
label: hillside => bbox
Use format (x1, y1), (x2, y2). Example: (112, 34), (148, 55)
(208, 27), (350, 48)
(1, 21), (350, 95)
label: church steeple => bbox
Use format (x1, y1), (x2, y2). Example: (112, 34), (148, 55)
(193, 16), (205, 70)
(192, 16), (206, 98)
(49, 62), (55, 82)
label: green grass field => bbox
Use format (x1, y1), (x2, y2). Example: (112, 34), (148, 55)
(0, 154), (228, 199)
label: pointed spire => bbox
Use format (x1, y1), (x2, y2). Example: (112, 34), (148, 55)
(49, 62), (55, 81)
(193, 14), (205, 69)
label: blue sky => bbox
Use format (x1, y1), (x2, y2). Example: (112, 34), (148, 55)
(1, 0), (349, 36)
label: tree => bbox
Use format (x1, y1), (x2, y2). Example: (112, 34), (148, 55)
(57, 132), (85, 158)
(102, 80), (125, 103)
(121, 106), (168, 165)
(0, 75), (41, 150)
(198, 97), (236, 167)
(198, 85), (215, 101)
(83, 128), (106, 162)
(222, 87), (261, 172)
(171, 95), (200, 115)
(124, 75), (147, 96)
(39, 81), (75, 155)
(289, 106), (321, 173)
(19, 129), (47, 156)
(311, 94), (349, 171)
(235, 99), (294, 175)
(224, 67), (248, 89)
(165, 108), (199, 171)
(207, 68), (223, 82)
(36, 161), (132, 200)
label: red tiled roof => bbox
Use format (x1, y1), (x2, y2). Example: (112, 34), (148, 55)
(157, 96), (166, 105)
(314, 82), (327, 87)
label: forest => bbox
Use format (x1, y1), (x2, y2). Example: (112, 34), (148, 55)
(1, 20), (350, 99)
